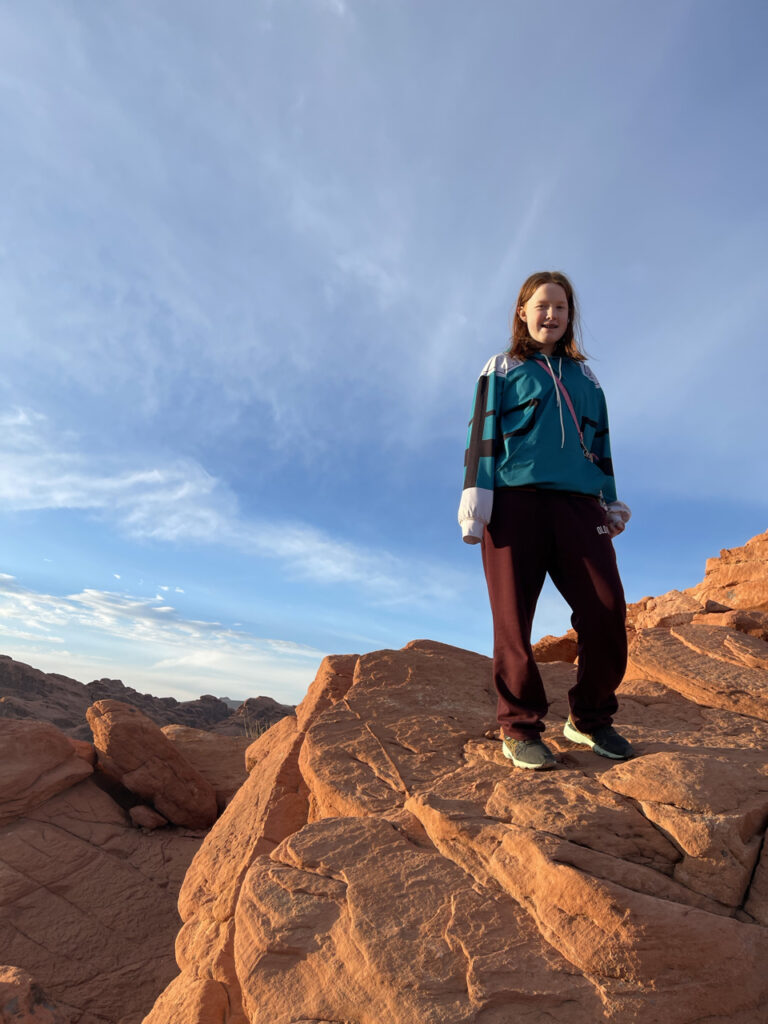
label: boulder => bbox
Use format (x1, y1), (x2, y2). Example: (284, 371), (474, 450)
(70, 739), (97, 766)
(86, 700), (218, 829)
(0, 720), (93, 826)
(161, 725), (250, 810)
(532, 630), (578, 663)
(145, 639), (768, 1023)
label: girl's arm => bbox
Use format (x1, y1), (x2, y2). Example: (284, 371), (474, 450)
(591, 390), (631, 536)
(458, 358), (505, 544)
(591, 390), (618, 505)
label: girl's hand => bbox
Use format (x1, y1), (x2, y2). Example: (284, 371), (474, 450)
(604, 500), (631, 538)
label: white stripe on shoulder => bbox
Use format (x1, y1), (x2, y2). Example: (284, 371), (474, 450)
(579, 362), (601, 388)
(480, 352), (522, 377)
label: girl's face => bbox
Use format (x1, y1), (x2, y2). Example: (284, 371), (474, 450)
(518, 283), (569, 354)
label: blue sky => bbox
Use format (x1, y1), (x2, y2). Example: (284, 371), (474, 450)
(1, 0), (767, 704)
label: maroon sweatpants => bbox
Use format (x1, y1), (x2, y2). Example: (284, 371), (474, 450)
(481, 488), (627, 740)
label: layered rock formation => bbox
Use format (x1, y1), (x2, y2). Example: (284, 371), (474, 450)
(143, 532), (768, 1024)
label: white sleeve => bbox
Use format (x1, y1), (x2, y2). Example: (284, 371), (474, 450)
(458, 487), (494, 544)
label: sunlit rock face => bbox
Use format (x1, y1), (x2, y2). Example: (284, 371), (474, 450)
(144, 534), (768, 1024)
(3, 531), (768, 1024)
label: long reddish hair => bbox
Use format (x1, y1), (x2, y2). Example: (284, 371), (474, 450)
(508, 271), (586, 361)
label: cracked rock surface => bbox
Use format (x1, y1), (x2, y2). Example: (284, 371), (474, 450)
(0, 753), (205, 1024)
(144, 622), (768, 1023)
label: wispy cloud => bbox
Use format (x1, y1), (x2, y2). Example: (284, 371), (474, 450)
(0, 408), (468, 604)
(0, 572), (324, 702)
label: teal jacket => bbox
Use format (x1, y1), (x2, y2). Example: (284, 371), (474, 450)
(458, 352), (618, 540)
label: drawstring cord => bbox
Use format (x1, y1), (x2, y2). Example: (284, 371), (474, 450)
(536, 355), (597, 463)
(542, 353), (566, 448)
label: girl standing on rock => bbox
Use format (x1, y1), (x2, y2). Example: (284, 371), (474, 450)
(458, 270), (634, 770)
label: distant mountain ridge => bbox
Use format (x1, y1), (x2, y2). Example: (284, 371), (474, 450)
(0, 654), (294, 740)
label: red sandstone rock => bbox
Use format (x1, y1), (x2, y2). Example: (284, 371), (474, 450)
(86, 700), (218, 828)
(144, 715), (307, 1024)
(0, 778), (204, 1024)
(161, 725), (250, 810)
(235, 816), (604, 1024)
(628, 625), (768, 720)
(744, 836), (768, 925)
(627, 589), (702, 630)
(69, 739), (96, 766)
(532, 630), (578, 662)
(602, 750), (768, 907)
(295, 652), (358, 733)
(0, 965), (67, 1023)
(145, 635), (768, 1023)
(0, 720), (93, 826)
(692, 607), (768, 640)
(12, 531), (768, 1024)
(130, 804), (169, 829)
(689, 529), (768, 611)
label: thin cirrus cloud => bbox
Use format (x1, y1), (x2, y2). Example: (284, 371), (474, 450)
(0, 571), (325, 701)
(0, 408), (467, 605)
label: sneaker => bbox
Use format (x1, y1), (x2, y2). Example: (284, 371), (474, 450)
(563, 716), (635, 760)
(502, 736), (557, 770)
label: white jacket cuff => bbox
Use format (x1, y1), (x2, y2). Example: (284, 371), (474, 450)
(461, 519), (485, 544)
